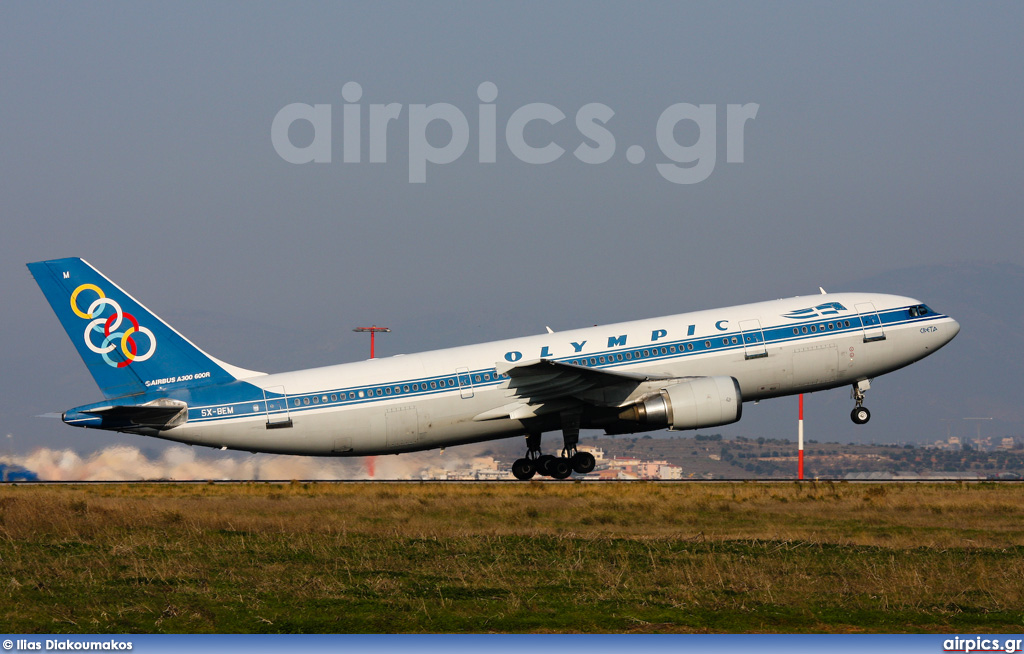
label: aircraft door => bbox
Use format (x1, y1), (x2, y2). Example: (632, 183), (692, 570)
(738, 319), (768, 359)
(456, 367), (474, 399)
(855, 302), (887, 342)
(263, 385), (293, 429)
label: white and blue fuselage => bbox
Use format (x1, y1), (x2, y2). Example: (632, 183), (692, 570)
(30, 259), (958, 469)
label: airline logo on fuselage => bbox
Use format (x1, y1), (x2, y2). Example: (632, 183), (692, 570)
(781, 302), (847, 321)
(70, 284), (157, 368)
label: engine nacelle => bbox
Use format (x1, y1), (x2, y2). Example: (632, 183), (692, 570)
(618, 376), (742, 430)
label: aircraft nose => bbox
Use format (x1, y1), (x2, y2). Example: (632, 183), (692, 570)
(948, 318), (961, 341)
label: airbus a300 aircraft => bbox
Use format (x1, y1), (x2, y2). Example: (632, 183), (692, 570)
(29, 257), (959, 480)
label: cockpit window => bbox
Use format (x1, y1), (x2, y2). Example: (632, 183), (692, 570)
(909, 304), (934, 318)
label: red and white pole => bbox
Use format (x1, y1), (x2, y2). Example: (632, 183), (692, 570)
(798, 393), (805, 480)
(354, 326), (391, 359)
(353, 326), (391, 479)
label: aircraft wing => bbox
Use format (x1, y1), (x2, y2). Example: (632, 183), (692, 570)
(474, 359), (672, 421)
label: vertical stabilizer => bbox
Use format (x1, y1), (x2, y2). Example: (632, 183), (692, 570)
(28, 257), (263, 399)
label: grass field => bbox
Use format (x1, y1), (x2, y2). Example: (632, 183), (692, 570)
(1, 481), (1023, 633)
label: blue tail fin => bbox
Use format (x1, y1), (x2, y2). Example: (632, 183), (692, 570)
(28, 257), (263, 399)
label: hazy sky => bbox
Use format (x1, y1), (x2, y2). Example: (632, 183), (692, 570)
(2, 2), (1022, 458)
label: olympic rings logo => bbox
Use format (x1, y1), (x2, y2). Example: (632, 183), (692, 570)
(70, 284), (157, 368)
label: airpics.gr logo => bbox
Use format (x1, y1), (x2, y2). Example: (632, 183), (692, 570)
(70, 284), (157, 368)
(271, 81), (760, 184)
(781, 302), (848, 321)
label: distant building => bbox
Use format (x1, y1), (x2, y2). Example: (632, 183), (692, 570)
(596, 469), (638, 480)
(658, 464), (684, 480)
(639, 460), (669, 479)
(471, 456), (499, 471)
(608, 455), (640, 476)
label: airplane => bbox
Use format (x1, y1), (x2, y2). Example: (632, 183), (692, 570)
(28, 257), (959, 480)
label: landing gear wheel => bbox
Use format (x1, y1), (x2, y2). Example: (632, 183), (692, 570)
(512, 458), (536, 481)
(549, 457), (572, 479)
(536, 454), (556, 477)
(570, 451), (596, 474)
(851, 406), (871, 425)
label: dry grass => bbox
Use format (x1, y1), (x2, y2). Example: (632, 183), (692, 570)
(1, 481), (1023, 633)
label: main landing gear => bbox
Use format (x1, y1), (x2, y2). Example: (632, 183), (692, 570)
(511, 412), (597, 480)
(850, 379), (871, 425)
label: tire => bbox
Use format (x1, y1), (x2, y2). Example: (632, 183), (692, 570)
(851, 407), (871, 425)
(550, 458), (572, 479)
(511, 458), (536, 481)
(571, 451), (596, 474)
(536, 454), (556, 477)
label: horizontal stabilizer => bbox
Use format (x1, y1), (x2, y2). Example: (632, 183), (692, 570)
(79, 398), (189, 429)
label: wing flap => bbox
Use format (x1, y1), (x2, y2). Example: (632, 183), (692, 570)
(497, 359), (673, 408)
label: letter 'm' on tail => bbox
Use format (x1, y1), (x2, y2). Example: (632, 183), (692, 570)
(28, 257), (263, 399)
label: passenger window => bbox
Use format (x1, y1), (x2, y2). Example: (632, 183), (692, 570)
(705, 341), (711, 348)
(303, 397), (310, 405)
(294, 399), (301, 407)
(687, 343), (693, 351)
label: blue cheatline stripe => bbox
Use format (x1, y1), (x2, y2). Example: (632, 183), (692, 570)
(4, 633), (1020, 653)
(184, 307), (949, 425)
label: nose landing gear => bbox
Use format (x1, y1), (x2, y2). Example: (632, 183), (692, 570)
(850, 379), (871, 425)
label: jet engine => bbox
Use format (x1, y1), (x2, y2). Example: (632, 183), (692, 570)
(618, 376), (742, 430)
